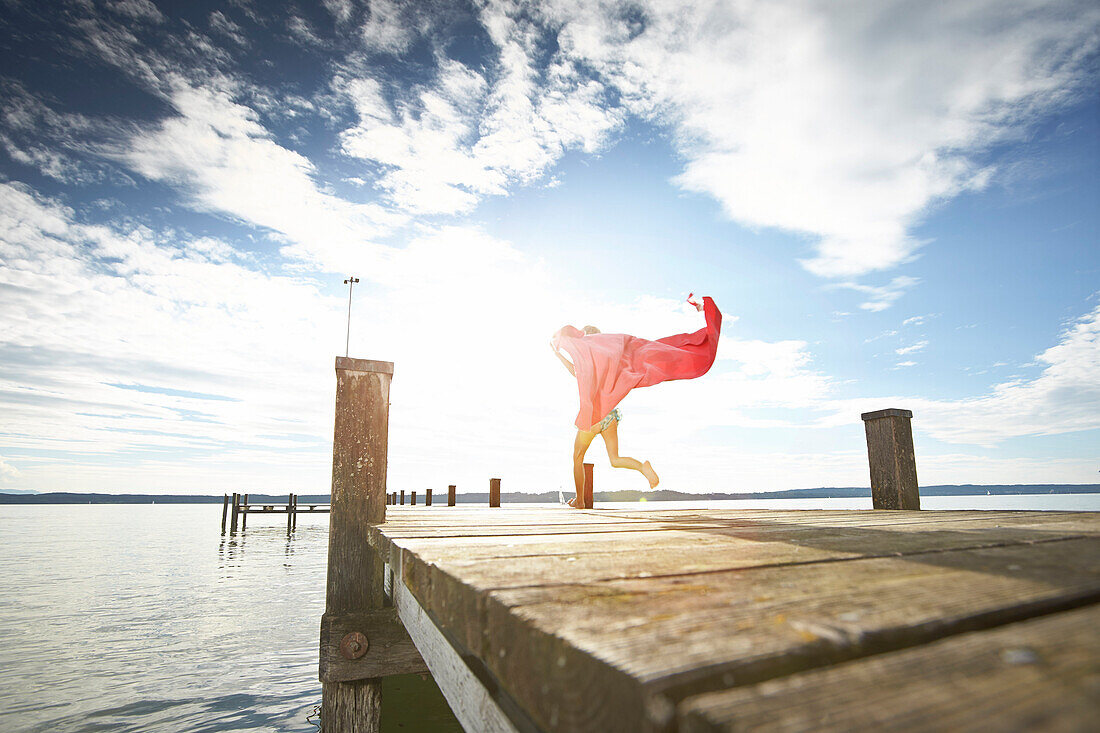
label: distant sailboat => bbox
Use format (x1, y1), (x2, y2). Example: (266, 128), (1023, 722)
(558, 489), (566, 505)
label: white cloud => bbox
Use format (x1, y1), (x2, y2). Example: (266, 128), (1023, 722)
(896, 340), (929, 355)
(831, 276), (919, 311)
(121, 80), (406, 274)
(0, 456), (20, 483)
(323, 0), (355, 25)
(107, 0), (164, 24)
(0, 182), (347, 491)
(337, 4), (623, 214)
(542, 0), (1100, 277)
(910, 302), (1100, 445)
(360, 0), (417, 53)
(209, 11), (249, 47)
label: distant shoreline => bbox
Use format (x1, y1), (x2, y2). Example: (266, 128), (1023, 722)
(1, 484), (1098, 504)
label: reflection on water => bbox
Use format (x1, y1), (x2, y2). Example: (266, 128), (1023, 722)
(0, 505), (459, 733)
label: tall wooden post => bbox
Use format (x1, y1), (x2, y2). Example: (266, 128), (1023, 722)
(489, 478), (501, 507)
(583, 463), (594, 509)
(426, 488), (432, 506)
(221, 494), (229, 533)
(241, 493), (249, 530)
(400, 490), (405, 505)
(320, 357), (393, 732)
(287, 492), (294, 534)
(411, 491), (417, 506)
(292, 493), (297, 531)
(230, 492), (239, 533)
(448, 484), (456, 506)
(861, 408), (920, 510)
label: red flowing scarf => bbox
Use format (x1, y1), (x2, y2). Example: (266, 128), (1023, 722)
(552, 297), (722, 431)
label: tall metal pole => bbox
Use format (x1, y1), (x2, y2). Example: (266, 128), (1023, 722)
(343, 276), (359, 357)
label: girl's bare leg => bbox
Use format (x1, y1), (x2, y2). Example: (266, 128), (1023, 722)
(571, 428), (597, 508)
(602, 420), (659, 488)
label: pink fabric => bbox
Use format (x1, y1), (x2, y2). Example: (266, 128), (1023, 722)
(552, 297), (722, 431)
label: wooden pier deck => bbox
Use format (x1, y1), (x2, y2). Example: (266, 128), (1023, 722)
(367, 506), (1100, 732)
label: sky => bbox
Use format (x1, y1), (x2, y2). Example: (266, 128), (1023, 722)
(0, 0), (1098, 497)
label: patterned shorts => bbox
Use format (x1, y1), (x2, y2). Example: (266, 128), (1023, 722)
(593, 408), (622, 433)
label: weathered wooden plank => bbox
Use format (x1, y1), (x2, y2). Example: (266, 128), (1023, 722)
(376, 508), (1096, 532)
(380, 513), (1097, 602)
(319, 608), (428, 682)
(391, 554), (520, 733)
(403, 536), (1100, 733)
(679, 604), (1100, 732)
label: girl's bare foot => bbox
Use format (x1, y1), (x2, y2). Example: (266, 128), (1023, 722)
(642, 461), (659, 489)
(567, 497), (584, 509)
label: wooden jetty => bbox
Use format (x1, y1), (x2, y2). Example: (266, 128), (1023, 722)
(221, 492), (330, 533)
(317, 357), (1100, 732)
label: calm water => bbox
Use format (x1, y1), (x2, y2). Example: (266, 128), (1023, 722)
(2, 495), (1097, 732)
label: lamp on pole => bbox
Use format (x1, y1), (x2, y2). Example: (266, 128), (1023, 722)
(343, 276), (359, 357)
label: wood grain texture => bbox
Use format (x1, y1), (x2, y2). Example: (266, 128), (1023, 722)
(679, 604), (1100, 732)
(480, 539), (1100, 732)
(322, 679), (381, 731)
(863, 413), (920, 510)
(366, 508), (1100, 733)
(319, 608), (428, 682)
(392, 553), (521, 733)
(321, 358), (393, 732)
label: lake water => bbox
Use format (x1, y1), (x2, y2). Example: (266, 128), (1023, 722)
(2, 494), (1098, 732)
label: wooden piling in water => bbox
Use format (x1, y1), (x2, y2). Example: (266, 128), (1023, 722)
(221, 494), (229, 533)
(230, 492), (239, 533)
(862, 408), (920, 510)
(411, 491), (416, 506)
(320, 357), (393, 732)
(489, 477), (501, 507)
(286, 493), (293, 534)
(241, 493), (249, 530)
(448, 484), (456, 506)
(292, 494), (298, 530)
(399, 490), (405, 505)
(583, 462), (594, 509)
(426, 488), (432, 506)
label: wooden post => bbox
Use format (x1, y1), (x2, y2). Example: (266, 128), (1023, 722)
(448, 485), (456, 506)
(411, 491), (416, 506)
(241, 493), (249, 530)
(489, 478), (501, 507)
(426, 488), (432, 506)
(400, 490), (405, 505)
(292, 493), (297, 531)
(861, 408), (920, 510)
(221, 494), (229, 533)
(320, 357), (393, 732)
(583, 462), (594, 509)
(287, 492), (294, 534)
(230, 492), (239, 533)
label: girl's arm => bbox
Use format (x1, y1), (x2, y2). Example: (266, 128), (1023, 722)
(550, 341), (576, 376)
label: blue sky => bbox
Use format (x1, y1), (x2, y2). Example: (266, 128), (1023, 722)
(0, 0), (1097, 495)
